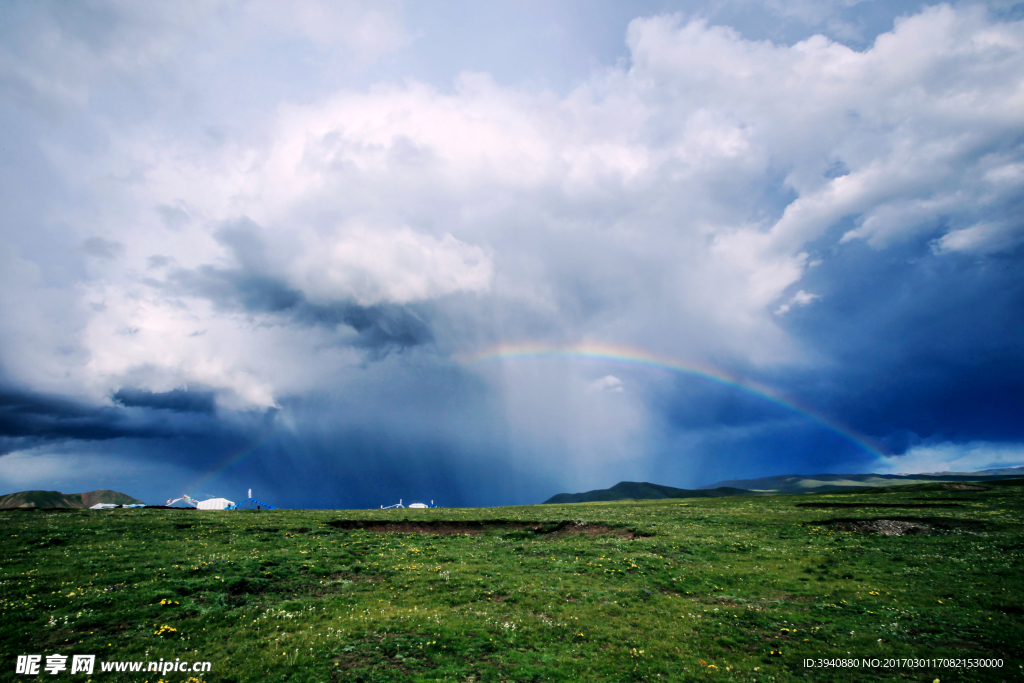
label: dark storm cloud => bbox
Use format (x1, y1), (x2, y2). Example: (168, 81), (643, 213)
(151, 218), (434, 353)
(301, 301), (433, 352)
(160, 265), (432, 352)
(0, 387), (122, 443)
(164, 266), (301, 313)
(0, 386), (149, 452)
(0, 383), (239, 456)
(112, 387), (216, 414)
(769, 232), (1024, 452)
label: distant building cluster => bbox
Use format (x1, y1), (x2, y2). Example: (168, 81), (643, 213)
(381, 499), (435, 509)
(90, 489), (276, 511)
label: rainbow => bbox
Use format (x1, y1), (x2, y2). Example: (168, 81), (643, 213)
(184, 429), (276, 500)
(459, 341), (886, 459)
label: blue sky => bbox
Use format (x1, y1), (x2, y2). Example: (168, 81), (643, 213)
(1, 0), (1022, 508)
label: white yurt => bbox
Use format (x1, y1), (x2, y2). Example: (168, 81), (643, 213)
(196, 497), (235, 510)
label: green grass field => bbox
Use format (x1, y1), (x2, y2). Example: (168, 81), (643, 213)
(2, 480), (1022, 682)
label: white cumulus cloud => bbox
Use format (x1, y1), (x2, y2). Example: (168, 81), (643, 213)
(877, 441), (1024, 474)
(2, 2), (1022, 432)
(589, 375), (625, 393)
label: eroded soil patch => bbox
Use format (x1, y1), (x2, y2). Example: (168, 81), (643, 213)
(796, 502), (964, 509)
(325, 519), (642, 538)
(807, 516), (985, 536)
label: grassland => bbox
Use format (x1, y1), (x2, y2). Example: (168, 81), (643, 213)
(1, 480), (1022, 682)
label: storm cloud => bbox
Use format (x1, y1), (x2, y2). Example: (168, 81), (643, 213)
(154, 218), (437, 353)
(112, 387), (217, 415)
(1, 0), (1022, 507)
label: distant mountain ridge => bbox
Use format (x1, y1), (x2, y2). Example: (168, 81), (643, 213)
(954, 466), (1024, 477)
(542, 481), (758, 504)
(543, 466), (1024, 503)
(698, 466), (1024, 493)
(0, 489), (143, 509)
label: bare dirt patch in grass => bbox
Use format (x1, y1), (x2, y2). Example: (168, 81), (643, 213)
(795, 502), (964, 509)
(325, 519), (642, 538)
(807, 516), (985, 536)
(707, 596), (746, 607)
(843, 519), (934, 535)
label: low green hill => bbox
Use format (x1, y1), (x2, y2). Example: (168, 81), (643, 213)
(0, 489), (143, 509)
(542, 481), (758, 504)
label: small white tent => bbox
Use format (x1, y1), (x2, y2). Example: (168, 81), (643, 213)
(196, 498), (235, 510)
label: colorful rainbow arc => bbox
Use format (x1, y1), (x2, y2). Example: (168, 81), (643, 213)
(459, 342), (886, 459)
(184, 429), (276, 500)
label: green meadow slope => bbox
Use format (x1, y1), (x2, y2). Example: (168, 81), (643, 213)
(0, 489), (143, 509)
(1, 479), (1021, 682)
